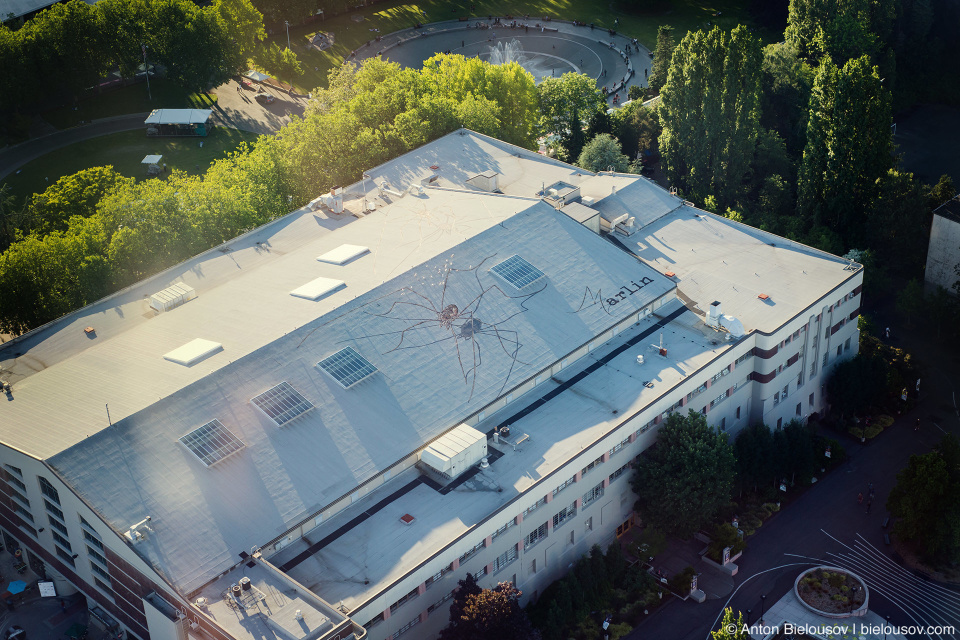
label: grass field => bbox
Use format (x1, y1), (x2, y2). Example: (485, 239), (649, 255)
(4, 127), (259, 203)
(44, 78), (218, 130)
(276, 0), (779, 92)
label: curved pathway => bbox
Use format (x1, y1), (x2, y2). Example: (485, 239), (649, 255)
(0, 79), (307, 182)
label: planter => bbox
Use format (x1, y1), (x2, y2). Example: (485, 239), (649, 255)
(794, 566), (869, 618)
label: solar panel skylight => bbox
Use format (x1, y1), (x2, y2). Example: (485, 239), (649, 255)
(179, 420), (244, 466)
(317, 347), (378, 388)
(490, 254), (545, 289)
(250, 381), (313, 425)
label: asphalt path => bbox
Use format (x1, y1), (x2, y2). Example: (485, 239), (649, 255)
(627, 326), (960, 640)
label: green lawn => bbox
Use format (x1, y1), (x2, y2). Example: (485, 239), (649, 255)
(4, 127), (259, 203)
(278, 0), (777, 92)
(44, 78), (218, 130)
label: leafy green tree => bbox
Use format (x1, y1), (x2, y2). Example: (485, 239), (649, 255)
(760, 42), (815, 153)
(613, 102), (659, 160)
(628, 84), (644, 101)
(632, 410), (737, 537)
(887, 434), (960, 564)
(712, 608), (751, 640)
(21, 166), (132, 237)
(578, 134), (629, 173)
(826, 354), (887, 418)
(0, 183), (20, 250)
(782, 419), (817, 484)
(796, 56), (891, 243)
(647, 25), (674, 95)
(659, 26), (763, 207)
(211, 0), (266, 71)
(440, 575), (540, 640)
(151, 0), (232, 91)
(95, 0), (151, 79)
(865, 170), (931, 278)
(735, 422), (775, 494)
(896, 278), (925, 327)
(537, 72), (605, 162)
(784, 0), (894, 64)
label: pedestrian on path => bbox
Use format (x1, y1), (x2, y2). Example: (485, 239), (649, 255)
(885, 327), (891, 339)
(857, 492), (864, 504)
(915, 418), (920, 431)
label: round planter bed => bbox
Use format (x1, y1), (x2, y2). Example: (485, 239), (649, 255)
(794, 566), (869, 618)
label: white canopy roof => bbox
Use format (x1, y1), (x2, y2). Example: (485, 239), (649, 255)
(141, 155), (163, 165)
(244, 70), (272, 83)
(144, 109), (213, 125)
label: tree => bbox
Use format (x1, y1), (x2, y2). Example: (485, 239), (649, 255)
(211, 0), (266, 72)
(887, 434), (960, 564)
(826, 354), (888, 418)
(537, 72), (605, 162)
(784, 0), (894, 65)
(578, 134), (629, 173)
(735, 422), (775, 494)
(896, 278), (924, 327)
(631, 410), (737, 537)
(440, 575), (540, 640)
(0, 183), (20, 250)
(796, 56), (891, 243)
(712, 608), (751, 640)
(760, 42), (815, 153)
(21, 166), (132, 238)
(612, 102), (659, 160)
(647, 25), (674, 95)
(658, 26), (763, 207)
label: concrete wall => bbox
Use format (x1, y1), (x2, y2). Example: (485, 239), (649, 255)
(924, 213), (960, 294)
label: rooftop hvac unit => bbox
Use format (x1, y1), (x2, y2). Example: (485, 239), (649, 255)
(421, 424), (488, 479)
(149, 283), (196, 313)
(706, 301), (722, 328)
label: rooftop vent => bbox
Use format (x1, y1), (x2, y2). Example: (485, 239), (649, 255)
(149, 282), (196, 313)
(664, 271), (676, 278)
(420, 424), (488, 480)
(179, 419), (244, 467)
(466, 170), (500, 192)
(317, 347), (378, 388)
(758, 293), (770, 300)
(316, 244), (369, 265)
(251, 382), (313, 426)
(289, 276), (345, 301)
(400, 514), (415, 525)
(490, 254), (545, 290)
(706, 301), (722, 328)
(163, 338), (223, 366)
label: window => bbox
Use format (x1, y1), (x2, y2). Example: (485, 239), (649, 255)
(777, 418), (783, 429)
(90, 561), (110, 580)
(56, 546), (75, 567)
(9, 487), (29, 508)
(797, 372), (804, 387)
(581, 456), (603, 477)
(616, 518), (633, 537)
(48, 515), (68, 536)
(782, 384), (788, 399)
(493, 546), (518, 573)
(837, 346), (842, 357)
(179, 419), (245, 467)
(82, 529), (103, 549)
(784, 335), (791, 346)
(796, 403), (802, 417)
(5, 473), (26, 492)
(553, 476), (576, 498)
(735, 353), (751, 366)
(690, 383), (708, 399)
(552, 503), (576, 529)
(45, 500), (64, 521)
(523, 497), (547, 517)
(491, 519), (516, 541)
(529, 559), (537, 574)
(363, 613), (385, 630)
(459, 540), (485, 565)
(94, 577), (112, 594)
(585, 517), (593, 532)
(38, 476), (61, 505)
(52, 531), (71, 551)
(609, 462), (631, 482)
(394, 615), (421, 638)
(569, 531), (575, 545)
(524, 522), (548, 549)
(610, 437), (630, 457)
(793, 330), (801, 340)
(427, 592), (454, 614)
(4, 464), (22, 477)
(736, 406), (741, 419)
(582, 482), (604, 507)
(773, 391), (780, 406)
(710, 390), (729, 409)
(390, 587), (420, 614)
(14, 504), (34, 523)
(809, 393), (815, 407)
(844, 337), (851, 352)
(88, 545), (107, 567)
(719, 417), (726, 431)
(711, 369), (728, 383)
(810, 361), (818, 377)
(474, 566), (488, 580)
(823, 352), (829, 367)
(425, 566), (451, 589)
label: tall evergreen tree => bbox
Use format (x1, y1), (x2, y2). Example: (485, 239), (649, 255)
(658, 26), (763, 207)
(647, 25), (674, 95)
(796, 55), (891, 243)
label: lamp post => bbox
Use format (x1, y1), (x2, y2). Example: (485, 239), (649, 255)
(884, 615), (890, 640)
(142, 43), (152, 101)
(285, 21), (291, 49)
(759, 594), (766, 624)
(746, 609), (751, 625)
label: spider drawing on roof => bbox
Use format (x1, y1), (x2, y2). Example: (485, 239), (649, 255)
(360, 255), (546, 400)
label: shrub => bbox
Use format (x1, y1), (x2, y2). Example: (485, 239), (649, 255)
(668, 566), (696, 594)
(762, 502), (780, 513)
(828, 572), (844, 589)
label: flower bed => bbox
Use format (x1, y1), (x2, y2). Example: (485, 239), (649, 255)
(794, 567), (869, 618)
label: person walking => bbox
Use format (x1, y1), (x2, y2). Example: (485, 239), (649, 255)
(857, 492), (864, 504)
(915, 418), (920, 431)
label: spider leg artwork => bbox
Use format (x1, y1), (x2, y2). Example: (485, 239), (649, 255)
(358, 255), (546, 399)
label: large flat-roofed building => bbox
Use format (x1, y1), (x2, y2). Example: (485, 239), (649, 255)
(0, 130), (862, 640)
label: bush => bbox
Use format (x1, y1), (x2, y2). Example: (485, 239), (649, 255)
(707, 523), (746, 562)
(761, 502), (780, 513)
(668, 566), (696, 594)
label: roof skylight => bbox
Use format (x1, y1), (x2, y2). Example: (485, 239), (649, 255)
(490, 254), (545, 289)
(179, 420), (244, 467)
(317, 347), (378, 388)
(250, 382), (313, 426)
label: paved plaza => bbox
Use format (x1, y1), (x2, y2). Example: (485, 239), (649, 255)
(351, 18), (649, 102)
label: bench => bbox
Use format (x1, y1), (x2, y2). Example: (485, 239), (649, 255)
(884, 534), (891, 545)
(882, 517), (890, 529)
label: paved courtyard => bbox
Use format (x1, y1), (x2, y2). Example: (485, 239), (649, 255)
(352, 18), (649, 103)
